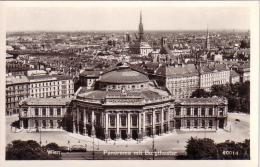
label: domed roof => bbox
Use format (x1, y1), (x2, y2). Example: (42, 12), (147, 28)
(99, 65), (149, 84)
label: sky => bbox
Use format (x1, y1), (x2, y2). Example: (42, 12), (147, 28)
(4, 2), (251, 32)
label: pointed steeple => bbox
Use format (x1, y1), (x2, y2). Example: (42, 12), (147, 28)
(138, 11), (144, 42)
(205, 25), (210, 51)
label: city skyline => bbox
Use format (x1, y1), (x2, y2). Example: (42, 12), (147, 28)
(4, 2), (250, 32)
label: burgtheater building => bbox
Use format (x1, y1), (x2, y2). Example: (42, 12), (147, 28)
(69, 63), (228, 140)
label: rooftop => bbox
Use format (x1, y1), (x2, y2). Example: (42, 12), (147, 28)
(20, 97), (72, 106)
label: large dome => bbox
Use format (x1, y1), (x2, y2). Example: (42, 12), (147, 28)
(99, 66), (149, 84)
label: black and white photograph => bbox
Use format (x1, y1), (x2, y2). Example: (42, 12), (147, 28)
(0, 1), (259, 166)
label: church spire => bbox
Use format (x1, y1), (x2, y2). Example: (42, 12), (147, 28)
(205, 25), (210, 51)
(138, 11), (144, 42)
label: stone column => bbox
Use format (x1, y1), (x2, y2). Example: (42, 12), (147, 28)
(105, 112), (109, 139)
(116, 112), (120, 139)
(83, 109), (87, 135)
(161, 108), (164, 135)
(127, 112), (131, 139)
(91, 110), (95, 137)
(138, 112), (142, 139)
(168, 108), (171, 132)
(73, 111), (76, 133)
(142, 111), (146, 137)
(152, 109), (155, 135)
(76, 108), (79, 134)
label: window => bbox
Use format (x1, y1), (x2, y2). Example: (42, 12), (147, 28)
(175, 107), (181, 116)
(121, 115), (126, 126)
(42, 120), (46, 128)
(50, 120), (53, 128)
(155, 113), (160, 123)
(187, 120), (190, 128)
(209, 120), (213, 128)
(194, 119), (198, 128)
(57, 108), (61, 116)
(202, 120), (205, 128)
(110, 115), (115, 126)
(164, 111), (167, 120)
(209, 108), (213, 116)
(194, 108), (198, 116)
(42, 108), (46, 116)
(201, 108), (205, 116)
(187, 108), (191, 116)
(49, 108), (53, 116)
(132, 115), (138, 126)
(35, 120), (39, 127)
(35, 108), (39, 116)
(147, 114), (152, 125)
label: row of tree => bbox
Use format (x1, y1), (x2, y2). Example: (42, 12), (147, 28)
(191, 81), (250, 113)
(177, 137), (250, 160)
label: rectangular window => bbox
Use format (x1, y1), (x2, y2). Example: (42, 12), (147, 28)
(42, 108), (46, 116)
(110, 115), (115, 126)
(194, 119), (198, 128)
(187, 120), (190, 128)
(121, 115), (126, 126)
(187, 108), (191, 116)
(202, 120), (205, 128)
(175, 107), (181, 116)
(156, 113), (160, 123)
(49, 108), (53, 116)
(209, 120), (213, 128)
(194, 108), (198, 116)
(57, 108), (61, 116)
(201, 108), (205, 116)
(35, 108), (39, 116)
(132, 115), (138, 126)
(209, 108), (213, 116)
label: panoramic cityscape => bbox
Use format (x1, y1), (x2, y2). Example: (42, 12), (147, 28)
(5, 4), (250, 160)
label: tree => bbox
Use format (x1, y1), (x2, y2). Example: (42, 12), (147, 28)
(185, 137), (218, 159)
(190, 89), (210, 98)
(6, 140), (61, 160)
(216, 139), (250, 160)
(45, 143), (60, 151)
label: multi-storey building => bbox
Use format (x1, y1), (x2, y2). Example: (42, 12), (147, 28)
(163, 64), (200, 98)
(28, 75), (74, 98)
(199, 63), (230, 91)
(6, 76), (29, 115)
(6, 59), (30, 76)
(19, 98), (71, 131)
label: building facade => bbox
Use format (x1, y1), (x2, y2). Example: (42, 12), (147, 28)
(28, 75), (74, 98)
(66, 63), (228, 140)
(19, 98), (71, 131)
(199, 63), (230, 91)
(6, 76), (29, 115)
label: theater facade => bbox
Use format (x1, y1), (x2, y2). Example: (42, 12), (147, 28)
(67, 63), (228, 140)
